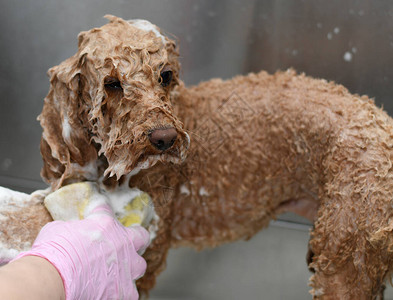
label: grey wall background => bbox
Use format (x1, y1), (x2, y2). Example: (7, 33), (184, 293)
(1, 0), (393, 299)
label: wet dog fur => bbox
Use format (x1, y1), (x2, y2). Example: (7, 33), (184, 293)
(23, 15), (393, 298)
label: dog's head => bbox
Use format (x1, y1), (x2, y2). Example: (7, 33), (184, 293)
(39, 15), (189, 188)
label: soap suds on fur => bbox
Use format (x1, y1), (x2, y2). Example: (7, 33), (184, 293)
(0, 187), (31, 212)
(180, 184), (190, 196)
(129, 19), (166, 44)
(62, 115), (72, 141)
(199, 187), (209, 197)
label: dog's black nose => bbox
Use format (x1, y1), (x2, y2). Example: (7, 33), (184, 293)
(149, 128), (177, 151)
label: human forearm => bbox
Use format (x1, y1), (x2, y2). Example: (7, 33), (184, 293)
(0, 256), (65, 300)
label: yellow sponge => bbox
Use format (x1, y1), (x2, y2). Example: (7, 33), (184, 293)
(44, 182), (154, 229)
(44, 182), (95, 221)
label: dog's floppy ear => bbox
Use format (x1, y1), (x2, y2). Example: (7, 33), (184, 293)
(39, 52), (98, 189)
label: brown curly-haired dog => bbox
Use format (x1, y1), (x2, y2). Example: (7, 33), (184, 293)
(2, 15), (393, 299)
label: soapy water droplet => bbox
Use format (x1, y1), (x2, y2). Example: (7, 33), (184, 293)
(1, 158), (12, 171)
(186, 35), (193, 43)
(343, 51), (353, 62)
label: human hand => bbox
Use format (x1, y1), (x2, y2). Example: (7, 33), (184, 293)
(12, 203), (150, 300)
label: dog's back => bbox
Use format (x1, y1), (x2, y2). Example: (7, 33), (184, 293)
(168, 69), (393, 298)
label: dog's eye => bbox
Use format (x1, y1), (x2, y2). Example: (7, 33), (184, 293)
(160, 70), (173, 87)
(104, 79), (122, 91)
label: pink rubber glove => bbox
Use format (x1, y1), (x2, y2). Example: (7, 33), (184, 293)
(12, 204), (150, 300)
